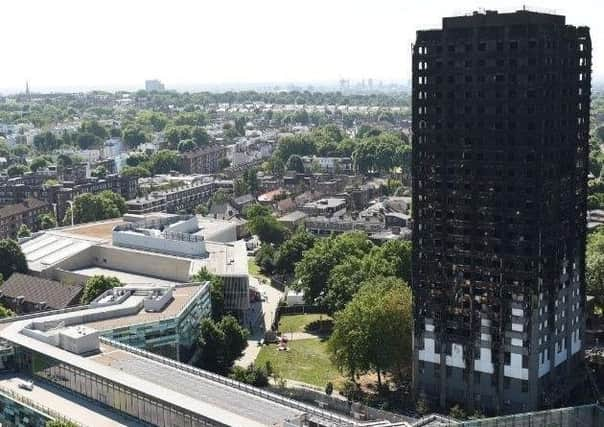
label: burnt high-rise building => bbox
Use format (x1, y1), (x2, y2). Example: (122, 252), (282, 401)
(411, 10), (591, 413)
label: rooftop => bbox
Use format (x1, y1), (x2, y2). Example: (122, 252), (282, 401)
(441, 10), (565, 30)
(68, 266), (183, 288)
(90, 344), (303, 426)
(0, 273), (82, 310)
(84, 285), (202, 331)
(0, 198), (48, 218)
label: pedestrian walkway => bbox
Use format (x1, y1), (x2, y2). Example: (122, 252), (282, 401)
(236, 277), (283, 368)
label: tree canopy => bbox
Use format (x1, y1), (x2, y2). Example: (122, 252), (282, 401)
(66, 191), (127, 225)
(328, 277), (412, 386)
(191, 267), (224, 321)
(0, 239), (28, 281)
(587, 228), (604, 312)
(197, 315), (248, 374)
(244, 204), (287, 245)
(81, 275), (122, 304)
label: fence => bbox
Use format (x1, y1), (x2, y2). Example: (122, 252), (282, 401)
(269, 384), (413, 425)
(455, 403), (604, 427)
(99, 337), (356, 426)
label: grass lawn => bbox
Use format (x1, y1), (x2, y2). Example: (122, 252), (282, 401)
(278, 313), (332, 333)
(255, 339), (342, 388)
(248, 257), (269, 282)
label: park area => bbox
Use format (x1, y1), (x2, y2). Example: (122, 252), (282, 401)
(277, 313), (332, 334)
(255, 312), (339, 389)
(256, 338), (342, 388)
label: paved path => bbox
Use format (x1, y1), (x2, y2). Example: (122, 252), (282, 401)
(279, 331), (328, 341)
(236, 276), (283, 368)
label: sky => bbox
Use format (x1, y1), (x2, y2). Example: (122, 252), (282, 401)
(1, 0), (602, 93)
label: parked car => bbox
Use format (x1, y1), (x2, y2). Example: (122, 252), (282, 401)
(18, 380), (34, 391)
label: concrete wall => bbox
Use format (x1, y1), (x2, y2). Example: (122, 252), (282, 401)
(92, 246), (192, 282)
(113, 231), (206, 258)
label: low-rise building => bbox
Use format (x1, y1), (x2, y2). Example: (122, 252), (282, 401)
(0, 198), (51, 239)
(0, 273), (82, 314)
(126, 181), (216, 214)
(181, 145), (228, 174)
(301, 156), (353, 173)
(301, 197), (347, 217)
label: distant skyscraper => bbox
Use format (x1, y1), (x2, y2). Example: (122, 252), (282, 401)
(145, 79), (165, 92)
(412, 10), (591, 414)
(25, 81), (30, 100)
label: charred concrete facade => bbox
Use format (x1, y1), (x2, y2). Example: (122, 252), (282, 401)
(411, 11), (591, 414)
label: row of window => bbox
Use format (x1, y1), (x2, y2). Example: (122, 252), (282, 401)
(418, 56), (588, 70)
(416, 40), (587, 55)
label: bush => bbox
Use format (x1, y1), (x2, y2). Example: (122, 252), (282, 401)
(230, 363), (271, 387)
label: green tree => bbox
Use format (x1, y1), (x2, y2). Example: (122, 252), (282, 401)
(242, 168), (259, 194)
(596, 125), (604, 142)
(38, 213), (57, 230)
(229, 363), (270, 387)
(81, 275), (122, 304)
(286, 155), (305, 173)
(192, 267), (224, 321)
(587, 229), (604, 312)
(68, 191), (126, 224)
(197, 315), (248, 374)
(122, 125), (147, 148)
(174, 111), (207, 127)
(218, 158), (231, 170)
(327, 277), (412, 386)
(76, 132), (100, 149)
(29, 156), (49, 172)
(121, 165), (150, 178)
(56, 154), (73, 167)
(294, 232), (373, 305)
(80, 120), (108, 139)
(274, 229), (315, 276)
(99, 190), (127, 215)
(449, 404), (468, 420)
(7, 164), (28, 177)
(164, 125), (192, 149)
(192, 127), (210, 146)
(0, 304), (13, 319)
(255, 244), (275, 275)
(178, 139), (196, 153)
(93, 165), (107, 178)
(274, 134), (316, 162)
(33, 131), (59, 152)
(136, 111), (168, 132)
(11, 144), (30, 158)
(244, 204), (287, 245)
(149, 150), (181, 174)
(376, 240), (412, 283)
(126, 152), (150, 167)
(17, 224), (31, 238)
(0, 239), (28, 280)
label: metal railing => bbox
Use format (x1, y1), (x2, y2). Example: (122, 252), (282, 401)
(99, 337), (357, 426)
(0, 383), (85, 426)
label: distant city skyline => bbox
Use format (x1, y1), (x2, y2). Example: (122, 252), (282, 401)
(1, 0), (602, 94)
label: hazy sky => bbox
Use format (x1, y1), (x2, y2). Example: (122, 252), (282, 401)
(1, 0), (602, 92)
